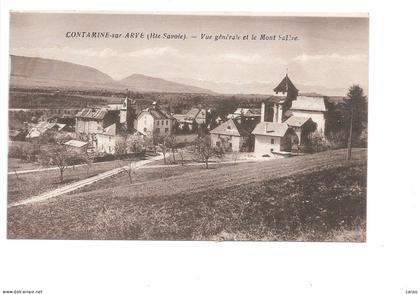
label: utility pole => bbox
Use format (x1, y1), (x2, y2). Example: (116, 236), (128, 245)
(347, 98), (354, 161)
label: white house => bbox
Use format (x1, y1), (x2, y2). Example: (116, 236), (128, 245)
(252, 122), (297, 156)
(209, 118), (250, 152)
(134, 103), (174, 137)
(289, 96), (327, 134)
(96, 123), (125, 154)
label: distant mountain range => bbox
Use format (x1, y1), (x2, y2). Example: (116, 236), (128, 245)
(9, 55), (213, 94)
(170, 77), (347, 96)
(10, 55), (346, 96)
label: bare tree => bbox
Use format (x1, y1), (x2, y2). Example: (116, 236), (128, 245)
(178, 147), (185, 166)
(39, 144), (77, 183)
(161, 140), (168, 165)
(114, 138), (135, 184)
(232, 151), (240, 165)
(193, 135), (223, 169)
(164, 134), (178, 163)
(81, 152), (95, 177)
(118, 160), (135, 184)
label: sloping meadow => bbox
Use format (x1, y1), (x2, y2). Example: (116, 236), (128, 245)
(8, 150), (367, 241)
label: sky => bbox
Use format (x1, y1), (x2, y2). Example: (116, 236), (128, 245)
(10, 13), (369, 92)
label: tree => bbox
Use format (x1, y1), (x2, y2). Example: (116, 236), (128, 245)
(118, 160), (135, 184)
(113, 138), (137, 184)
(143, 136), (155, 153)
(178, 147), (185, 166)
(182, 123), (190, 134)
(126, 133), (144, 153)
(81, 152), (95, 177)
(114, 138), (128, 156)
(38, 129), (58, 145)
(156, 134), (171, 165)
(39, 144), (77, 183)
(164, 134), (178, 163)
(193, 135), (223, 169)
(345, 85), (367, 160)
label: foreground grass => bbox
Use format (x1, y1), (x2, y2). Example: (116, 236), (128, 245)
(70, 162), (241, 195)
(8, 149), (367, 241)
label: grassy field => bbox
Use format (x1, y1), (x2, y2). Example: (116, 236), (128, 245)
(7, 158), (145, 204)
(8, 158), (41, 172)
(7, 148), (367, 241)
(68, 162), (241, 195)
(144, 150), (255, 166)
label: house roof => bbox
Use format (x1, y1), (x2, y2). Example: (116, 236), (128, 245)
(26, 121), (67, 138)
(232, 108), (261, 117)
(273, 74), (299, 95)
(54, 123), (67, 131)
(103, 123), (117, 136)
(64, 140), (88, 148)
(185, 108), (206, 120)
(173, 108), (207, 124)
(252, 122), (290, 137)
(138, 107), (172, 120)
(265, 96), (288, 104)
(233, 108), (250, 115)
(285, 116), (312, 127)
(9, 130), (21, 136)
(210, 118), (249, 137)
(76, 108), (109, 120)
(173, 114), (186, 120)
(290, 96), (326, 112)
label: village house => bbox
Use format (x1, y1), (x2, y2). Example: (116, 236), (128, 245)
(75, 107), (119, 136)
(63, 139), (89, 154)
(96, 123), (127, 154)
(252, 122), (298, 155)
(289, 96), (326, 133)
(134, 102), (174, 137)
(173, 107), (209, 132)
(26, 121), (69, 140)
(283, 116), (315, 146)
(228, 108), (261, 121)
(210, 118), (251, 152)
(227, 107), (261, 133)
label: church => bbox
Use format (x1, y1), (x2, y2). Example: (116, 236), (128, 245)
(252, 74), (327, 157)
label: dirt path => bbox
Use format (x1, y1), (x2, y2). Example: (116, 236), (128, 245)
(7, 154), (164, 208)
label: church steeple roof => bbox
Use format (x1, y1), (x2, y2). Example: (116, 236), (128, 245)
(273, 74), (298, 95)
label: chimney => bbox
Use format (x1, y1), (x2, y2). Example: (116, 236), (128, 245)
(260, 102), (265, 123)
(278, 104), (283, 123)
(273, 104), (278, 123)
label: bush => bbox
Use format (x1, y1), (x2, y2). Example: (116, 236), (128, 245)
(307, 131), (331, 152)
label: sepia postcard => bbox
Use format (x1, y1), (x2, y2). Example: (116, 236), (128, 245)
(7, 12), (368, 241)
